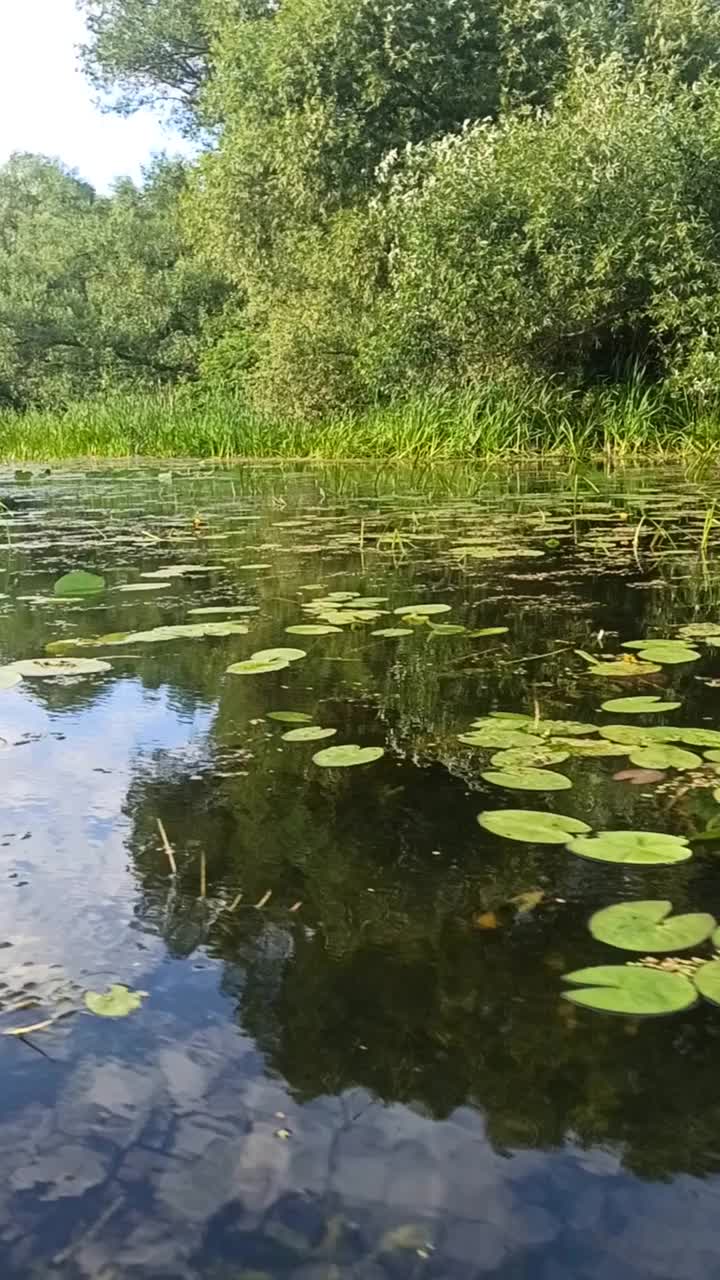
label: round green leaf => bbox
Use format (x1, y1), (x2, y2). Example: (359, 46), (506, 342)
(562, 965), (697, 1016)
(531, 720), (599, 737)
(312, 744), (385, 768)
(428, 623), (467, 635)
(251, 647), (306, 663)
(285, 624), (342, 635)
(54, 570), (105, 597)
(6, 657), (111, 678)
(282, 726), (337, 742)
(393, 603), (451, 616)
(226, 657), (290, 675)
(477, 809), (591, 844)
(599, 725), (679, 745)
(704, 749), (720, 763)
(587, 660), (662, 677)
(469, 626), (510, 637)
(600, 696), (682, 714)
(675, 728), (720, 748)
(694, 960), (720, 1005)
(628, 745), (702, 771)
(589, 901), (715, 952)
(188, 605), (258, 615)
(458, 729), (544, 749)
(482, 767), (572, 791)
(551, 737), (629, 757)
(115, 582), (173, 593)
(638, 646), (700, 665)
(267, 711), (312, 724)
(84, 984), (145, 1018)
(566, 831), (692, 865)
(486, 711), (534, 724)
(489, 745), (570, 769)
(372, 627), (414, 637)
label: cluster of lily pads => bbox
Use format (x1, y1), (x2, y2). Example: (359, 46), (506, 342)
(562, 901), (720, 1016)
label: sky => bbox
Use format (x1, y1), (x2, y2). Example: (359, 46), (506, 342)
(0, 0), (193, 191)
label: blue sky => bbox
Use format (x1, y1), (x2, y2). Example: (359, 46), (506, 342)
(0, 0), (192, 191)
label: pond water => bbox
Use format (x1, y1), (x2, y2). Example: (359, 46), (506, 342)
(3, 460), (720, 1278)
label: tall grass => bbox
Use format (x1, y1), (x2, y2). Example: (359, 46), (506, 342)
(2, 379), (720, 461)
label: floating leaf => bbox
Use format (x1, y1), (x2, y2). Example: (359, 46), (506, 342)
(531, 720), (598, 737)
(5, 657), (111, 678)
(188, 605), (258, 615)
(459, 728), (544, 749)
(562, 966), (696, 1016)
(622, 639), (701, 665)
(251, 647), (306, 663)
(84, 984), (146, 1018)
(267, 711), (312, 724)
(47, 621), (249, 650)
(482, 766), (572, 791)
(553, 737), (629, 757)
(566, 831), (692, 865)
(471, 715), (533, 731)
(282, 726), (337, 742)
(226, 657), (290, 675)
(600, 696), (682, 714)
(704, 749), (720, 763)
(141, 564), (225, 579)
(372, 627), (413, 637)
(326, 591), (359, 602)
(598, 725), (677, 745)
(694, 960), (720, 1005)
(674, 727), (720, 748)
(589, 901), (715, 952)
(312, 744), (385, 768)
(487, 711), (533, 724)
(613, 768), (666, 784)
(489, 745), (570, 768)
(586, 659), (662, 677)
(428, 623), (467, 635)
(54, 570), (105, 597)
(469, 626), (510, 637)
(344, 597), (388, 608)
(114, 582), (173, 593)
(285, 624), (341, 635)
(477, 809), (590, 844)
(628, 745), (702, 771)
(393, 603), (452, 616)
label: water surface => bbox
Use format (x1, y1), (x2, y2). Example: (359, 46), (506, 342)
(2, 461), (720, 1278)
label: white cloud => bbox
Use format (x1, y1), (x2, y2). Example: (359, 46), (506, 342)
(0, 0), (194, 191)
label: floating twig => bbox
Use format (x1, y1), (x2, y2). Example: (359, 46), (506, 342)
(200, 851), (207, 899)
(228, 892), (243, 912)
(289, 901), (303, 913)
(255, 889), (272, 909)
(156, 819), (177, 875)
(2, 1019), (54, 1037)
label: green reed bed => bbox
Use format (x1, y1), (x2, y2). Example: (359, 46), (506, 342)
(3, 381), (720, 462)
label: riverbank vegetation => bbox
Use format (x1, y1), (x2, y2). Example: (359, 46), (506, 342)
(5, 0), (720, 456)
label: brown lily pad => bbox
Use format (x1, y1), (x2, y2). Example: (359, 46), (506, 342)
(613, 768), (667, 785)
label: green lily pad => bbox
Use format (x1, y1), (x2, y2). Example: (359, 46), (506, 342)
(458, 729), (544, 749)
(674, 728), (720, 748)
(566, 831), (692, 865)
(471, 716), (534, 731)
(482, 767), (572, 791)
(623, 638), (689, 650)
(326, 591), (360, 602)
(640, 646), (700, 665)
(704, 749), (720, 763)
(5, 657), (111, 678)
(251, 647), (306, 663)
(586, 659), (662, 677)
(628, 745), (702, 771)
(84, 984), (146, 1018)
(678, 623), (720, 639)
(599, 725), (678, 745)
(372, 627), (414, 637)
(141, 564), (225, 578)
(551, 737), (629, 757)
(469, 626), (510, 637)
(285, 624), (342, 635)
(693, 960), (720, 1005)
(531, 720), (599, 737)
(562, 965), (697, 1016)
(393, 603), (452, 616)
(282, 726), (337, 742)
(600, 696), (682, 714)
(487, 711), (533, 724)
(477, 809), (591, 844)
(428, 623), (467, 635)
(54, 570), (106, 597)
(47, 621), (250, 649)
(115, 582), (173, 593)
(344, 597), (388, 608)
(490, 745), (570, 768)
(226, 657), (290, 675)
(312, 744), (385, 768)
(267, 711), (312, 723)
(188, 605), (258, 615)
(0, 669), (22, 690)
(589, 901), (715, 952)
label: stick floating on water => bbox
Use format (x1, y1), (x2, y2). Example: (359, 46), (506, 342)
(156, 818), (177, 875)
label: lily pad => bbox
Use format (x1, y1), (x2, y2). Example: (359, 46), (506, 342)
(141, 564), (225, 579)
(490, 745), (570, 769)
(115, 582), (173, 593)
(589, 901), (715, 952)
(531, 720), (599, 737)
(393, 603), (452, 616)
(586, 659), (662, 677)
(312, 744), (385, 768)
(188, 605), (258, 615)
(428, 623), (467, 635)
(5, 657), (111, 678)
(600, 696), (682, 714)
(226, 657), (290, 675)
(372, 627), (414, 637)
(566, 830), (692, 865)
(482, 767), (572, 791)
(267, 711), (312, 723)
(251, 647), (306, 663)
(458, 729), (544, 749)
(285, 624), (341, 636)
(674, 728), (720, 748)
(628, 745), (702, 771)
(622, 639), (701, 664)
(477, 809), (591, 844)
(468, 626), (509, 637)
(599, 725), (678, 745)
(487, 712), (533, 724)
(47, 621), (250, 649)
(84, 984), (146, 1018)
(282, 726), (337, 742)
(693, 960), (720, 1005)
(552, 737), (629, 757)
(562, 965), (697, 1016)
(54, 570), (105, 597)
